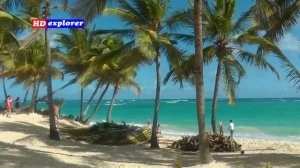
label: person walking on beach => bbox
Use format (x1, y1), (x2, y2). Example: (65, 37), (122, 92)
(5, 96), (13, 118)
(228, 120), (234, 139)
(15, 97), (20, 114)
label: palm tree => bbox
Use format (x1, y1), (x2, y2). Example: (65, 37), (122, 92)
(201, 0), (280, 133)
(44, 0), (60, 140)
(105, 61), (141, 126)
(165, 0), (299, 134)
(95, 0), (184, 148)
(79, 35), (140, 125)
(0, 9), (28, 100)
(0, 37), (63, 113)
(55, 28), (96, 122)
(193, 0), (213, 163)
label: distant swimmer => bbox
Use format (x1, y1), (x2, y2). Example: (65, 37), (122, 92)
(147, 119), (151, 128)
(228, 120), (234, 139)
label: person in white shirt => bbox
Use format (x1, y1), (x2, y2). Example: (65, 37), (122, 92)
(228, 120), (234, 139)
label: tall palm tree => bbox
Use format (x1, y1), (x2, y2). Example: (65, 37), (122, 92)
(165, 0), (299, 134)
(0, 9), (28, 100)
(193, 0), (213, 163)
(94, 0), (184, 148)
(1, 37), (63, 113)
(44, 0), (60, 140)
(55, 28), (96, 122)
(201, 0), (281, 133)
(79, 35), (140, 125)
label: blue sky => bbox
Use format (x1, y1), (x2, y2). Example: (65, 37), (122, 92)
(6, 0), (300, 100)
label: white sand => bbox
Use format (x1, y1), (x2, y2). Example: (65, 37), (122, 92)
(0, 113), (299, 168)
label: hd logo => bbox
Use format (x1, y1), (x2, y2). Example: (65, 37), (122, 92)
(32, 19), (84, 28)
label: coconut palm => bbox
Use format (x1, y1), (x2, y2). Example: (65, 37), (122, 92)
(0, 36), (63, 113)
(94, 0), (184, 148)
(78, 34), (141, 125)
(55, 28), (96, 122)
(0, 9), (29, 99)
(193, 0), (214, 163)
(165, 0), (299, 135)
(3, 0), (114, 140)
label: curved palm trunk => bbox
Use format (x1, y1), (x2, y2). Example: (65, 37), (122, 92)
(79, 88), (84, 122)
(106, 86), (119, 126)
(85, 83), (110, 125)
(2, 78), (7, 99)
(45, 0), (60, 141)
(150, 49), (161, 149)
(21, 88), (29, 111)
(29, 80), (37, 113)
(194, 0), (213, 163)
(82, 81), (101, 117)
(211, 60), (222, 133)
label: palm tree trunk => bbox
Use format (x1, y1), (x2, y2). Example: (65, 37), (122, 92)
(2, 78), (7, 99)
(150, 48), (161, 149)
(21, 88), (29, 111)
(85, 83), (110, 125)
(29, 80), (37, 113)
(34, 81), (41, 112)
(79, 88), (84, 122)
(194, 0), (213, 163)
(45, 0), (60, 141)
(211, 60), (222, 133)
(106, 86), (118, 125)
(82, 81), (101, 117)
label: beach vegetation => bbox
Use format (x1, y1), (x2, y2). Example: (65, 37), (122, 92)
(171, 134), (241, 152)
(94, 0), (185, 149)
(61, 122), (151, 145)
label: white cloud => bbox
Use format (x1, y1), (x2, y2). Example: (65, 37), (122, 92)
(278, 33), (300, 52)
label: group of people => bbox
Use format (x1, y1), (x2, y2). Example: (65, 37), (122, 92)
(2, 95), (20, 118)
(146, 119), (162, 136)
(218, 120), (235, 139)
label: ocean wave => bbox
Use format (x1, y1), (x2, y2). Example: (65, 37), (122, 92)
(279, 99), (287, 102)
(165, 99), (188, 104)
(104, 103), (126, 106)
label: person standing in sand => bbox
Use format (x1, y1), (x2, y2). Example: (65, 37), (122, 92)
(5, 96), (13, 118)
(228, 120), (234, 139)
(218, 122), (224, 135)
(157, 123), (162, 136)
(53, 104), (60, 127)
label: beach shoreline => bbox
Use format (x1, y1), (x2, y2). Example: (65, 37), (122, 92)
(0, 113), (299, 168)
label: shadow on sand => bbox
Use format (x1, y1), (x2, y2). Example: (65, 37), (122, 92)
(0, 119), (299, 168)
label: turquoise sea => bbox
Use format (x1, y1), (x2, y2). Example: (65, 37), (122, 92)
(37, 98), (300, 141)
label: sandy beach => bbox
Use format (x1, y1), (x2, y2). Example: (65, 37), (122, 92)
(0, 113), (299, 168)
